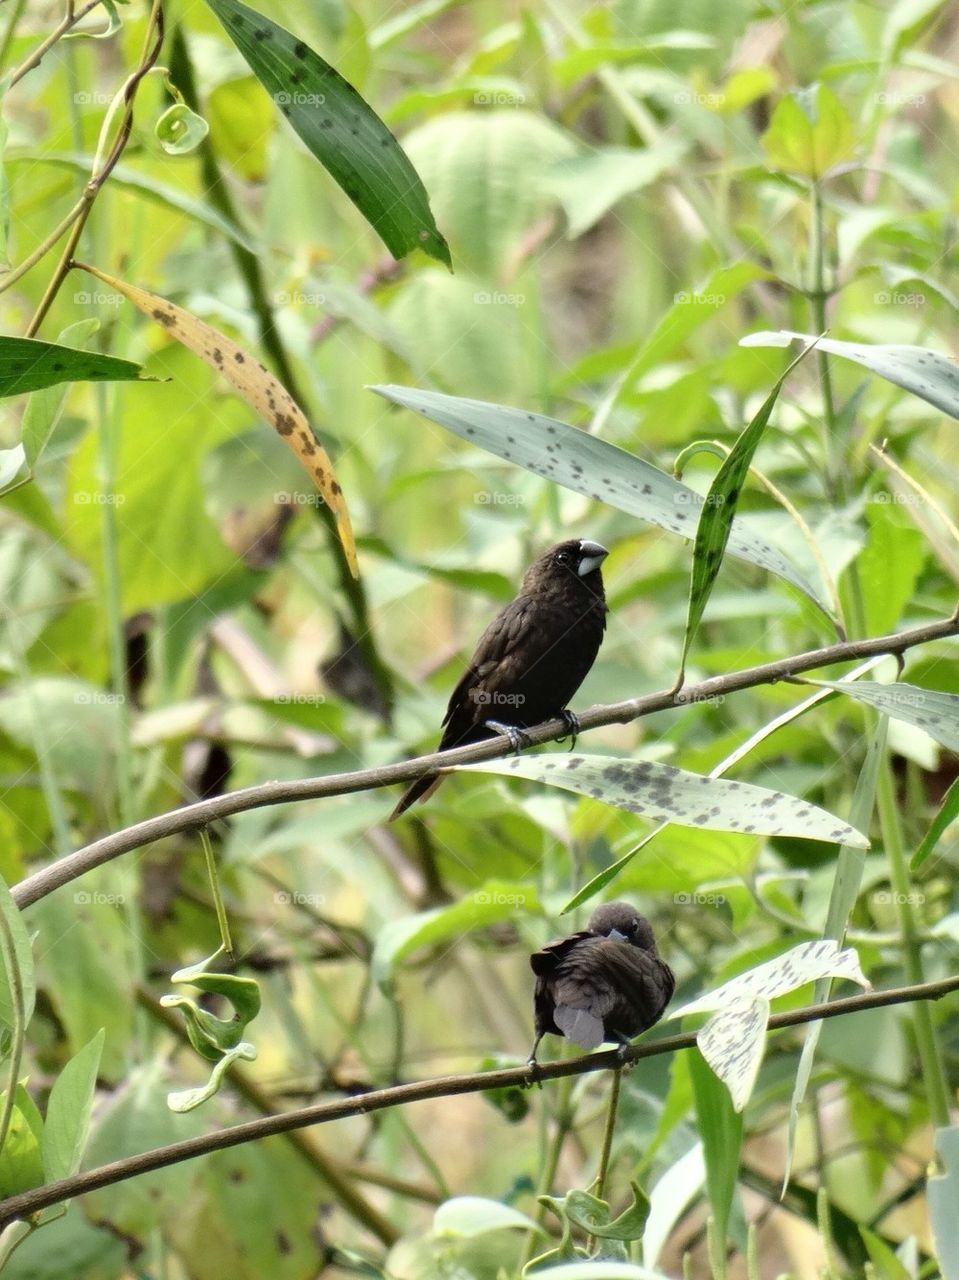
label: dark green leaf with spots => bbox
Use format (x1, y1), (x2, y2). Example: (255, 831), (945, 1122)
(680, 339), (820, 680)
(371, 385), (829, 613)
(454, 754), (869, 847)
(742, 330), (959, 419)
(0, 336), (150, 398)
(205, 0), (450, 267)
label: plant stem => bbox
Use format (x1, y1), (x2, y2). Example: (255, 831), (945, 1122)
(876, 757), (952, 1127)
(589, 1066), (622, 1249)
(520, 1061), (577, 1268)
(0, 907), (25, 1158)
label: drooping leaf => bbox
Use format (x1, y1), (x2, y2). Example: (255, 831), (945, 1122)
(371, 385), (827, 611)
(674, 940), (870, 1110)
(741, 330), (959, 421)
(680, 338), (819, 676)
(808, 679), (959, 753)
(454, 755), (869, 848)
(689, 1048), (743, 1245)
(205, 0), (449, 266)
(41, 1028), (104, 1181)
(76, 262), (358, 576)
(0, 335), (150, 398)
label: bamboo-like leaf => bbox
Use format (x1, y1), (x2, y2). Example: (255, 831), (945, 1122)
(808, 678), (959, 752)
(912, 775), (959, 870)
(77, 262), (358, 576)
(454, 755), (869, 848)
(371, 384), (828, 612)
(206, 0), (449, 266)
(0, 335), (149, 397)
(674, 941), (869, 1111)
(680, 338), (819, 678)
(742, 330), (959, 420)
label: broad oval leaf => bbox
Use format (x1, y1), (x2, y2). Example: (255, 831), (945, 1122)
(454, 755), (869, 848)
(741, 330), (959, 421)
(809, 679), (959, 753)
(206, 0), (449, 266)
(78, 262), (358, 576)
(0, 335), (150, 398)
(371, 384), (827, 611)
(41, 1028), (104, 1181)
(371, 881), (542, 988)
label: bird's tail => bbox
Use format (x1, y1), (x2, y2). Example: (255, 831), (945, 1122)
(388, 773), (443, 820)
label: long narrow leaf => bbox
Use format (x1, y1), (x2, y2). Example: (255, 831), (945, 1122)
(680, 338), (819, 677)
(371, 384), (828, 612)
(808, 678), (959, 752)
(742, 330), (959, 420)
(206, 0), (449, 266)
(0, 335), (149, 397)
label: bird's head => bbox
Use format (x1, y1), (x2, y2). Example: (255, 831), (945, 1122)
(588, 901), (657, 950)
(526, 539), (609, 592)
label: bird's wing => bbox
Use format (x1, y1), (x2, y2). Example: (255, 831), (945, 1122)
(552, 938), (675, 1019)
(529, 931), (592, 976)
(440, 594), (540, 733)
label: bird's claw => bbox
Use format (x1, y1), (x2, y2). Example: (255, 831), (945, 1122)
(558, 709), (580, 750)
(485, 720), (529, 754)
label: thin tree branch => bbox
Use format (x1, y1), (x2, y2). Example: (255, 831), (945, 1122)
(1, 974), (957, 1228)
(13, 613), (959, 911)
(6, 0), (104, 88)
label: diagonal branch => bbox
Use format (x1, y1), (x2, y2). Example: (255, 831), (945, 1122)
(1, 973), (956, 1228)
(13, 612), (959, 910)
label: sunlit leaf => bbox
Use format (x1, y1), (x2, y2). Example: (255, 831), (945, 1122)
(434, 1196), (540, 1237)
(762, 84), (856, 178)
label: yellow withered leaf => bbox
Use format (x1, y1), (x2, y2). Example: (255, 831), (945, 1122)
(77, 262), (358, 577)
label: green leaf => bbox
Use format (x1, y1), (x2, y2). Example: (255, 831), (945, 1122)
(12, 153), (259, 252)
(564, 1183), (650, 1242)
(762, 84), (856, 177)
(205, 0), (450, 266)
(155, 102), (210, 155)
(741, 330), (959, 421)
(20, 319), (100, 470)
(434, 1196), (540, 1237)
(371, 385), (828, 611)
(547, 142), (687, 238)
(808, 679), (959, 752)
(0, 336), (150, 398)
(689, 1049), (743, 1248)
(520, 1264), (666, 1279)
(371, 881), (542, 987)
(0, 1090), (45, 1197)
(680, 338), (818, 676)
(929, 1124), (959, 1280)
(0, 444), (26, 496)
(912, 775), (959, 870)
(0, 870), (35, 1033)
(857, 499), (926, 634)
(41, 1028), (105, 1181)
(454, 755), (869, 848)
(166, 1042), (257, 1113)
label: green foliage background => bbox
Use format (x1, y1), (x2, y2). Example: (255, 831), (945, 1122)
(1, 0), (959, 1276)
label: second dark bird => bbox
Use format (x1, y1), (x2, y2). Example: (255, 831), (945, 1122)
(390, 538), (609, 819)
(529, 902), (674, 1062)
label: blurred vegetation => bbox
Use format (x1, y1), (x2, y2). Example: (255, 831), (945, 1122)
(1, 0), (959, 1276)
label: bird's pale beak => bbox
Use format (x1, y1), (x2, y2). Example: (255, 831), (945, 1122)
(606, 927), (628, 943)
(578, 540), (609, 576)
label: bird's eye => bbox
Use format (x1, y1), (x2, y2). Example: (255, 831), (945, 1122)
(556, 551), (569, 564)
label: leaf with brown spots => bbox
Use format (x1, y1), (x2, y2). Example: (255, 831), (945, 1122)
(77, 263), (357, 576)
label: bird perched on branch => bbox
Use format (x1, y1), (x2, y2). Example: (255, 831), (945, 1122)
(389, 538), (609, 819)
(528, 902), (674, 1062)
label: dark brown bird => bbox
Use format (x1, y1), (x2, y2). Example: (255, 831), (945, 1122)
(529, 902), (674, 1063)
(390, 539), (609, 819)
